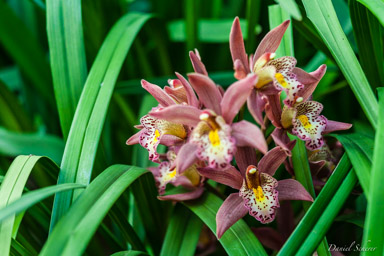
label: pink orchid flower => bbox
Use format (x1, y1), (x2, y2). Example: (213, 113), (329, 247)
(198, 146), (313, 238)
(149, 73), (267, 172)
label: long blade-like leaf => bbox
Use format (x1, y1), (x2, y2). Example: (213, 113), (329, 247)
(357, 0), (384, 27)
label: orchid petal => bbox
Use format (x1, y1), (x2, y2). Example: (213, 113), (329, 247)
(221, 74), (258, 124)
(160, 134), (184, 146)
(247, 90), (266, 128)
(235, 147), (257, 176)
(188, 73), (223, 114)
(216, 193), (248, 239)
(141, 80), (175, 107)
(323, 120), (352, 134)
(158, 187), (204, 201)
(253, 20), (290, 62)
(234, 59), (248, 80)
(271, 128), (291, 150)
(198, 166), (242, 189)
(175, 72), (199, 107)
(189, 50), (208, 76)
(149, 105), (202, 127)
(164, 82), (188, 103)
(232, 120), (267, 154)
(126, 131), (140, 145)
(176, 143), (198, 174)
(276, 179), (313, 202)
(258, 146), (288, 176)
(295, 64), (327, 101)
(153, 161), (177, 195)
(265, 94), (282, 128)
(230, 17), (250, 74)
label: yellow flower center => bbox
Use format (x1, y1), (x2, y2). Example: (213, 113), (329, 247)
(208, 129), (221, 146)
(164, 169), (177, 182)
(275, 73), (288, 88)
(153, 129), (161, 142)
(297, 115), (312, 128)
(253, 186), (265, 202)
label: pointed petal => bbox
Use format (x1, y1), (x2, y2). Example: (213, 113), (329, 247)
(234, 59), (248, 80)
(271, 128), (296, 154)
(221, 74), (258, 124)
(149, 105), (202, 127)
(189, 50), (208, 76)
(265, 94), (282, 128)
(295, 64), (327, 101)
(323, 120), (352, 134)
(254, 20), (290, 61)
(176, 143), (198, 174)
(175, 72), (199, 107)
(141, 80), (175, 106)
(188, 73), (222, 114)
(158, 187), (204, 201)
(198, 166), (242, 189)
(160, 134), (184, 146)
(247, 90), (266, 128)
(252, 227), (284, 251)
(126, 131), (141, 145)
(277, 179), (313, 202)
(232, 120), (268, 154)
(235, 147), (257, 176)
(258, 146), (288, 176)
(216, 193), (248, 239)
(230, 17), (250, 73)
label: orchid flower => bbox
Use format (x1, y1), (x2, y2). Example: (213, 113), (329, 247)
(198, 146), (313, 238)
(149, 73), (267, 172)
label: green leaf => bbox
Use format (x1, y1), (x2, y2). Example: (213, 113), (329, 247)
(0, 127), (64, 165)
(275, 0), (302, 21)
(362, 88), (384, 254)
(111, 251), (149, 256)
(246, 0), (261, 53)
(50, 13), (151, 230)
(302, 0), (378, 128)
(184, 192), (267, 256)
(278, 154), (351, 255)
(0, 183), (85, 222)
(46, 0), (88, 138)
(357, 0), (384, 27)
(296, 170), (358, 255)
(160, 204), (202, 256)
(0, 155), (59, 256)
(40, 165), (147, 256)
(333, 133), (374, 197)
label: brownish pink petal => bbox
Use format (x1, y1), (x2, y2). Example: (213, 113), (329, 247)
(230, 17), (250, 74)
(271, 128), (296, 154)
(253, 20), (290, 62)
(188, 73), (223, 114)
(160, 134), (184, 146)
(189, 50), (208, 76)
(141, 79), (175, 107)
(265, 94), (282, 128)
(176, 143), (198, 174)
(258, 146), (288, 176)
(157, 187), (204, 201)
(323, 120), (352, 134)
(232, 120), (268, 154)
(198, 166), (242, 189)
(276, 179), (314, 202)
(295, 64), (327, 101)
(149, 105), (202, 127)
(247, 90), (266, 128)
(234, 147), (257, 176)
(216, 193), (248, 239)
(221, 74), (258, 124)
(175, 72), (200, 107)
(126, 131), (141, 145)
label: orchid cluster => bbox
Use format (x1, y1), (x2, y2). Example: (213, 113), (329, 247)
(127, 18), (351, 239)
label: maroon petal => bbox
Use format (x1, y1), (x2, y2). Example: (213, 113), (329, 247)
(189, 50), (208, 76)
(247, 90), (266, 128)
(258, 146), (288, 176)
(295, 64), (326, 101)
(323, 120), (352, 134)
(188, 73), (223, 115)
(149, 105), (202, 127)
(176, 143), (198, 174)
(253, 20), (290, 62)
(234, 59), (248, 80)
(229, 17), (250, 74)
(252, 227), (284, 251)
(158, 187), (204, 201)
(234, 147), (257, 176)
(141, 80), (175, 107)
(221, 74), (258, 124)
(271, 128), (296, 154)
(216, 193), (248, 239)
(232, 120), (268, 154)
(277, 179), (314, 202)
(265, 94), (282, 128)
(126, 131), (140, 145)
(160, 134), (184, 146)
(175, 72), (200, 107)
(198, 166), (242, 189)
